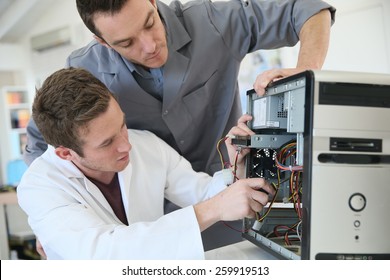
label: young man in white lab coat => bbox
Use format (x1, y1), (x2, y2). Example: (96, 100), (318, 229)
(17, 67), (273, 259)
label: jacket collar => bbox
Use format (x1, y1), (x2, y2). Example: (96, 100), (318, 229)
(157, 1), (191, 52)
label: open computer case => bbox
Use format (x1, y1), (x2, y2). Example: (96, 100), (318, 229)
(237, 70), (390, 260)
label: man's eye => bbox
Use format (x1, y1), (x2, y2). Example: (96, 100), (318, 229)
(146, 19), (154, 29)
(121, 41), (132, 48)
(102, 140), (113, 147)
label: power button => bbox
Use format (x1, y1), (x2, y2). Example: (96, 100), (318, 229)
(349, 193), (366, 212)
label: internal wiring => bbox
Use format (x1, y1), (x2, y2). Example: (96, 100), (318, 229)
(256, 180), (279, 222)
(232, 148), (240, 182)
(216, 135), (241, 182)
(217, 135), (249, 233)
(217, 137), (304, 237)
(255, 141), (301, 222)
(216, 136), (229, 170)
(275, 142), (303, 172)
(272, 221), (301, 246)
(254, 141), (304, 245)
(276, 141), (303, 218)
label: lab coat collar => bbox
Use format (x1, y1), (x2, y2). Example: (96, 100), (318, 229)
(44, 146), (114, 212)
(44, 145), (84, 179)
(44, 145), (133, 224)
(44, 145), (132, 184)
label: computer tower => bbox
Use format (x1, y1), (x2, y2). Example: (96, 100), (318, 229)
(238, 70), (390, 260)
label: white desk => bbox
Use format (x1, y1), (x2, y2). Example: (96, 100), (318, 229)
(205, 240), (278, 260)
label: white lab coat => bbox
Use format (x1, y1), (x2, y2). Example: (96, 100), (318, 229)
(17, 129), (227, 259)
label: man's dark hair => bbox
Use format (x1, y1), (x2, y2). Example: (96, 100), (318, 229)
(76, 0), (129, 38)
(33, 67), (114, 156)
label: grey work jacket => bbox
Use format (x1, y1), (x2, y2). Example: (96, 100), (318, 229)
(25, 0), (335, 174)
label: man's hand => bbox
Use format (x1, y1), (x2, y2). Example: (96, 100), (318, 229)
(194, 177), (274, 231)
(253, 68), (306, 96)
(225, 114), (254, 179)
(253, 9), (332, 96)
(36, 238), (47, 259)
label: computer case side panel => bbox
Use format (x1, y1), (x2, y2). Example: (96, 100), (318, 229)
(300, 71), (315, 259)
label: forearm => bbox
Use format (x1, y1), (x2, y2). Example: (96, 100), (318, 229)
(296, 9), (332, 70)
(193, 198), (221, 232)
(225, 114), (254, 180)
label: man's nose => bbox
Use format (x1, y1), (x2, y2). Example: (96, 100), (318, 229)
(139, 32), (156, 53)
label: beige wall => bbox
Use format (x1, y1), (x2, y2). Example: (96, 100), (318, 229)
(324, 0), (390, 73)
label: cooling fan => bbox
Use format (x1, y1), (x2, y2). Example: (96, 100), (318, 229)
(248, 148), (278, 179)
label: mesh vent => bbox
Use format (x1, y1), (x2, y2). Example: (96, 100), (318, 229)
(277, 96), (288, 118)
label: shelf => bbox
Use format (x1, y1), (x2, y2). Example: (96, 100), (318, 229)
(1, 86), (31, 185)
(7, 103), (30, 110)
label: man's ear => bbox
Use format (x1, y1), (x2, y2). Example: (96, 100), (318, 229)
(94, 35), (111, 49)
(55, 146), (74, 161)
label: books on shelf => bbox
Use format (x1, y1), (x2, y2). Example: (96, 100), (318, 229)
(10, 109), (30, 129)
(6, 91), (22, 104)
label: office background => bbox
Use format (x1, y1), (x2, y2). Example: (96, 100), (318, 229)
(0, 0), (389, 259)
